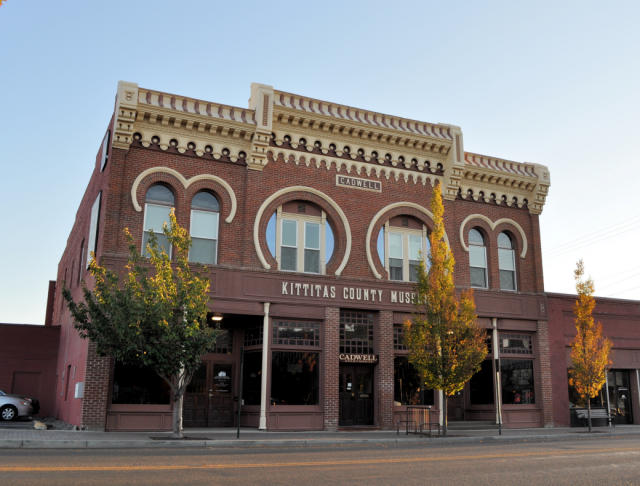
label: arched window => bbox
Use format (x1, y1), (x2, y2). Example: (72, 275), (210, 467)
(469, 228), (488, 288)
(189, 191), (220, 265)
(377, 216), (430, 282)
(143, 184), (174, 256)
(498, 232), (516, 291)
(272, 201), (332, 274)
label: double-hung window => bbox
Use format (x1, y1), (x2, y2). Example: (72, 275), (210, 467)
(276, 206), (325, 274)
(469, 228), (488, 288)
(142, 184), (174, 256)
(498, 232), (517, 291)
(380, 221), (429, 282)
(189, 191), (220, 265)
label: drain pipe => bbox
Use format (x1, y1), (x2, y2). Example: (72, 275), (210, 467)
(492, 318), (503, 435)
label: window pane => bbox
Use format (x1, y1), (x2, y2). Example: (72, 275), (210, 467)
(145, 204), (171, 232)
(409, 261), (420, 282)
(498, 248), (515, 271)
(469, 228), (484, 245)
(146, 184), (174, 205)
(377, 228), (385, 264)
(408, 234), (422, 260)
(498, 232), (512, 249)
(501, 359), (535, 404)
(143, 231), (170, 257)
(499, 334), (532, 354)
(325, 222), (334, 264)
(266, 212), (277, 258)
(305, 222), (320, 249)
(112, 363), (170, 404)
(389, 232), (403, 259)
(242, 351), (262, 406)
(389, 258), (403, 281)
(340, 310), (374, 354)
(282, 219), (297, 247)
(304, 249), (320, 273)
(192, 191), (219, 211)
(190, 238), (217, 264)
(500, 270), (516, 291)
(394, 357), (434, 405)
(190, 210), (218, 239)
(273, 321), (320, 347)
(470, 360), (494, 404)
(271, 351), (319, 405)
(469, 245), (487, 267)
(281, 247), (297, 271)
(470, 267), (487, 288)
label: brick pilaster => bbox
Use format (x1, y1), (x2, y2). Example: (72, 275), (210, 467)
(81, 342), (112, 431)
(536, 319), (554, 427)
(323, 307), (340, 430)
(376, 311), (394, 429)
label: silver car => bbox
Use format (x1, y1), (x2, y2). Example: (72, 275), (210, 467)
(0, 390), (37, 421)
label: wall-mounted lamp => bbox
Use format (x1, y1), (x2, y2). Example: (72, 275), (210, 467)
(210, 312), (224, 322)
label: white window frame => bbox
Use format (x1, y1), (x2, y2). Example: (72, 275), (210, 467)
(498, 232), (517, 292)
(100, 130), (110, 172)
(142, 202), (173, 258)
(86, 192), (101, 268)
(383, 222), (429, 282)
(275, 206), (326, 274)
(188, 194), (220, 265)
(469, 228), (488, 289)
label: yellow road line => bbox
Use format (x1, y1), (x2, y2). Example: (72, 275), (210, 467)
(1, 447), (638, 473)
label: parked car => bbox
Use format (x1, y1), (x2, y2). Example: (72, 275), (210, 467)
(0, 390), (39, 421)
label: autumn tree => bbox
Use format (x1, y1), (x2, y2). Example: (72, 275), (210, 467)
(568, 259), (612, 432)
(63, 211), (218, 438)
(405, 182), (487, 436)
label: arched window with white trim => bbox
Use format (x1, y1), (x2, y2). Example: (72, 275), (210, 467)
(498, 232), (517, 291)
(469, 228), (488, 288)
(377, 216), (430, 282)
(142, 184), (174, 256)
(189, 191), (220, 265)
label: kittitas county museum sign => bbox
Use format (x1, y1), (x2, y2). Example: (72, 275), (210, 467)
(280, 280), (417, 304)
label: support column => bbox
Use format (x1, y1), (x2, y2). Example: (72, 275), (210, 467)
(492, 318), (503, 431)
(323, 307), (340, 431)
(536, 319), (554, 427)
(259, 302), (270, 430)
(81, 341), (112, 431)
(376, 311), (394, 429)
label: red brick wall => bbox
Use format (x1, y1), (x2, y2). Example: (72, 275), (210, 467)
(376, 311), (394, 429)
(323, 307), (339, 430)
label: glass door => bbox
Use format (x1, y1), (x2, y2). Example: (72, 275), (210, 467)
(608, 370), (633, 424)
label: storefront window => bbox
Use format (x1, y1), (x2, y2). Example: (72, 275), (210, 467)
(469, 359), (494, 405)
(111, 363), (170, 404)
(271, 351), (319, 405)
(501, 359), (535, 404)
(394, 356), (434, 405)
(340, 310), (374, 354)
(242, 351), (262, 406)
(273, 321), (320, 347)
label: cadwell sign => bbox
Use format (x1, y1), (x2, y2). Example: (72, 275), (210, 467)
(280, 280), (417, 304)
(339, 353), (378, 364)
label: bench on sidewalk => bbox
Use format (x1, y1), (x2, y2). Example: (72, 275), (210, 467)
(396, 405), (441, 437)
(574, 408), (615, 428)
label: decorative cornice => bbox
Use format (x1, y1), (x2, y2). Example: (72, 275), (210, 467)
(270, 148), (441, 187)
(113, 81), (138, 150)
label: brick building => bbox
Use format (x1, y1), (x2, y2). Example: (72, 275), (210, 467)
(47, 80), (559, 431)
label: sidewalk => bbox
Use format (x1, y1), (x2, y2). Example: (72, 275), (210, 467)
(2, 423), (640, 449)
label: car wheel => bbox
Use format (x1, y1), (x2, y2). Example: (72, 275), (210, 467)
(1, 405), (17, 421)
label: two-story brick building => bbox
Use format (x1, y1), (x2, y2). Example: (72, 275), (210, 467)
(49, 81), (557, 431)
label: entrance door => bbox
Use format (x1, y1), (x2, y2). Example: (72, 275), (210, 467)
(447, 391), (465, 421)
(608, 370), (633, 424)
(339, 365), (374, 426)
(184, 361), (235, 427)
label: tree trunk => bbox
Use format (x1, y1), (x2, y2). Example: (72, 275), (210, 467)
(172, 391), (184, 438)
(443, 394), (448, 437)
(587, 399), (592, 433)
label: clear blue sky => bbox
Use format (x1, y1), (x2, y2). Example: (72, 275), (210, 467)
(1, 0), (639, 324)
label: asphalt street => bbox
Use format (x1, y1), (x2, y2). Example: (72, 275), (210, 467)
(1, 436), (640, 485)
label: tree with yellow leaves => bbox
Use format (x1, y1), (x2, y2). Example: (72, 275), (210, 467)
(568, 259), (612, 432)
(405, 182), (487, 436)
(64, 211), (218, 438)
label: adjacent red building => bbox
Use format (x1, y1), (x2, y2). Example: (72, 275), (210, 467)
(4, 81), (637, 431)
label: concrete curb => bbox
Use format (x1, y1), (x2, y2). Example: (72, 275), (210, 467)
(2, 430), (640, 449)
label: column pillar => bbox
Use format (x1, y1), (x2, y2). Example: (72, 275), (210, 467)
(376, 310), (394, 429)
(323, 307), (340, 430)
(536, 319), (554, 427)
(81, 341), (112, 431)
(259, 302), (270, 430)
